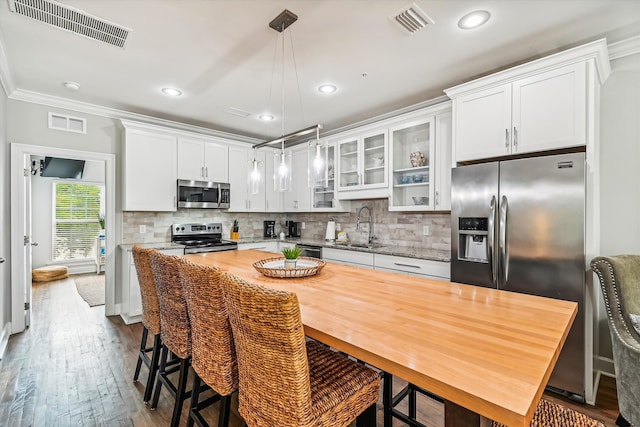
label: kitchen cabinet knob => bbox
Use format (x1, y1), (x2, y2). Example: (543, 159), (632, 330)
(0, 257), (5, 264)
(31, 242), (39, 247)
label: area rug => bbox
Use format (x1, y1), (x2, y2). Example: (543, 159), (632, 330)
(74, 274), (105, 307)
(492, 398), (605, 427)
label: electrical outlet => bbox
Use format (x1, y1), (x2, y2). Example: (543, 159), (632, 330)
(301, 222), (305, 229)
(422, 225), (430, 236)
(139, 225), (147, 234)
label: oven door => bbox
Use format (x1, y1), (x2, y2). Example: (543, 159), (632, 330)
(177, 180), (230, 209)
(183, 241), (238, 254)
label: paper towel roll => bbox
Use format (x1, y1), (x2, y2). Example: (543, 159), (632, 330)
(325, 221), (336, 241)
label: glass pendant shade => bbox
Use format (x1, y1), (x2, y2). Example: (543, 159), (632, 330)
(275, 151), (292, 192)
(248, 158), (262, 195)
(309, 141), (329, 188)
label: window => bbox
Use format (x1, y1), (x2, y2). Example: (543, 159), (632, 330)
(53, 182), (104, 261)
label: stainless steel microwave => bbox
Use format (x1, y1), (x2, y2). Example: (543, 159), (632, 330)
(177, 180), (230, 209)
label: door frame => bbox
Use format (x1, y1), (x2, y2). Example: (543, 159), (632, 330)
(10, 143), (116, 334)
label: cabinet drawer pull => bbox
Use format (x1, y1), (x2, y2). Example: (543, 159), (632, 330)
(394, 262), (421, 269)
(252, 246), (267, 250)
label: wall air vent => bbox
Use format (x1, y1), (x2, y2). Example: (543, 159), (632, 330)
(391, 3), (434, 34)
(8, 0), (131, 48)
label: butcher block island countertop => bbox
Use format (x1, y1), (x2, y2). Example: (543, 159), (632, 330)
(185, 250), (577, 427)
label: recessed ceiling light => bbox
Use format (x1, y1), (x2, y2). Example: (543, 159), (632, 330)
(161, 87), (182, 96)
(259, 114), (275, 121)
(62, 81), (80, 91)
(318, 84), (337, 94)
(458, 10), (490, 30)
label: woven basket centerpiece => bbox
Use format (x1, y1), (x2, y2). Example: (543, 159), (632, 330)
(253, 257), (325, 278)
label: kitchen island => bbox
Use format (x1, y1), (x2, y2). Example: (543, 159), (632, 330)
(185, 249), (577, 427)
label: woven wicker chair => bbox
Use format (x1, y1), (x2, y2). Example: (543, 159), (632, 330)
(131, 245), (163, 404)
(591, 255), (640, 427)
(149, 250), (193, 427)
(221, 272), (381, 427)
(178, 257), (238, 427)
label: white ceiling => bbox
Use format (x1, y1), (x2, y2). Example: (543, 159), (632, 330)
(1, 0), (639, 142)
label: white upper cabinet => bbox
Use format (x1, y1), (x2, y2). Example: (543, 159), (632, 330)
(177, 136), (229, 182)
(445, 39), (611, 164)
(336, 126), (388, 199)
(311, 141), (350, 212)
(388, 105), (452, 212)
(228, 145), (266, 212)
(122, 122), (177, 212)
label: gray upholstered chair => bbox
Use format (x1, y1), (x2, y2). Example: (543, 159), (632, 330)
(591, 255), (640, 427)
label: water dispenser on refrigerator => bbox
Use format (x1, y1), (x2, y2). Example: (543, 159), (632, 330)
(457, 217), (489, 263)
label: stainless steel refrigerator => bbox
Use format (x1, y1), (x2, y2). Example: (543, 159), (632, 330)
(451, 152), (586, 399)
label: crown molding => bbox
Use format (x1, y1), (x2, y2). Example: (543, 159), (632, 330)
(608, 35), (640, 60)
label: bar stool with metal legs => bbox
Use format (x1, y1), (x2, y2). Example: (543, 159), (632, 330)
(131, 245), (163, 404)
(178, 258), (238, 427)
(148, 250), (195, 427)
(221, 272), (381, 427)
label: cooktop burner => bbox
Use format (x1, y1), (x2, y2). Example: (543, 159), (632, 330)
(171, 222), (238, 253)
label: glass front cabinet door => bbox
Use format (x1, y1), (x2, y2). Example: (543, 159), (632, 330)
(337, 128), (388, 194)
(389, 117), (436, 211)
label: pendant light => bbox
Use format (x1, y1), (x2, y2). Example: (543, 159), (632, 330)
(252, 9), (321, 193)
(309, 126), (329, 188)
(248, 148), (263, 195)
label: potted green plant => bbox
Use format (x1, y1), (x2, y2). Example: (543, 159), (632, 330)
(97, 214), (106, 236)
(282, 246), (301, 269)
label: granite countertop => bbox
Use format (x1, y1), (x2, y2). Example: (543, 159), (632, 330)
(119, 242), (186, 251)
(231, 237), (450, 263)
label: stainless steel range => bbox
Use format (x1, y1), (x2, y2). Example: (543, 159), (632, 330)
(171, 222), (238, 254)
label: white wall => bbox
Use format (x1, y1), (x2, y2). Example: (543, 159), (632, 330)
(0, 80), (9, 353)
(596, 51), (640, 362)
(30, 157), (105, 271)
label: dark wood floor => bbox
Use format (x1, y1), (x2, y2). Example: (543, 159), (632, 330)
(0, 277), (620, 426)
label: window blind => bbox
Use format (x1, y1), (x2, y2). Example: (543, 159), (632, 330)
(53, 182), (103, 261)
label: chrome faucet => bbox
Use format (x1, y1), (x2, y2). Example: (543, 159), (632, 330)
(356, 206), (375, 245)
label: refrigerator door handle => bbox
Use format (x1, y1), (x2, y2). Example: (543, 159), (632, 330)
(499, 195), (509, 284)
(488, 195), (497, 285)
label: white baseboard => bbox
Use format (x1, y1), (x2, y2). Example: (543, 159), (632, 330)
(0, 322), (11, 360)
(595, 355), (615, 377)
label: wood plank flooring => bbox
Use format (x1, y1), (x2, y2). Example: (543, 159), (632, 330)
(0, 277), (621, 426)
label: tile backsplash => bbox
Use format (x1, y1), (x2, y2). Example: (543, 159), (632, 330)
(122, 198), (451, 257)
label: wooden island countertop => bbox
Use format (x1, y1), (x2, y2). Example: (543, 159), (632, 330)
(185, 249), (577, 427)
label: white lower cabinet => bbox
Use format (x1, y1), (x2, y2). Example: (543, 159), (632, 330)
(121, 246), (185, 325)
(237, 241), (279, 253)
(374, 254), (450, 281)
(322, 248), (374, 269)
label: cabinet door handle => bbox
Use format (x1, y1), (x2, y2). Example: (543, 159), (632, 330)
(201, 166), (205, 178)
(435, 191), (439, 206)
(266, 200), (269, 210)
(205, 167), (209, 178)
(0, 257), (5, 263)
(394, 262), (421, 269)
(505, 128), (510, 148)
(513, 126), (518, 148)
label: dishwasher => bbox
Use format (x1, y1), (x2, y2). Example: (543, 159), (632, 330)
(297, 244), (322, 259)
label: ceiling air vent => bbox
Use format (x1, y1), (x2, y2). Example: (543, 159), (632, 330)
(8, 0), (131, 48)
(391, 3), (434, 34)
